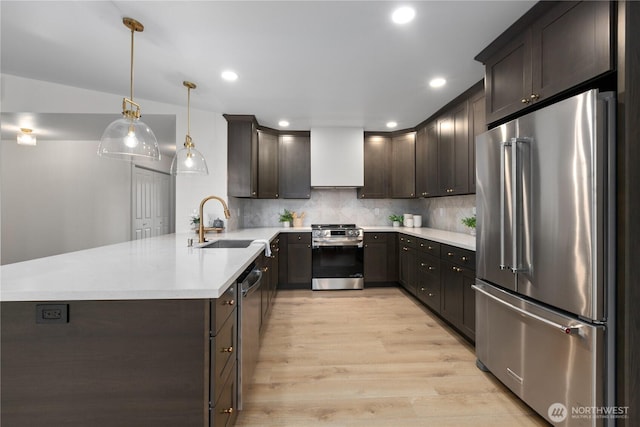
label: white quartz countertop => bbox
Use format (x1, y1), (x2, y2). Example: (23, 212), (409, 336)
(361, 226), (476, 251)
(0, 228), (283, 302)
(0, 226), (474, 302)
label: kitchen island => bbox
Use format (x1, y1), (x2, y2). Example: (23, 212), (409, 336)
(1, 226), (474, 427)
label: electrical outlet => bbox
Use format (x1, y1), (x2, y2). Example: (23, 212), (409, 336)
(36, 304), (69, 324)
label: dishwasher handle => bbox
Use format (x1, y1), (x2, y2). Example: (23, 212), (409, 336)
(242, 269), (263, 297)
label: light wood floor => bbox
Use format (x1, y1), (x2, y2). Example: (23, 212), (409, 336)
(235, 287), (549, 427)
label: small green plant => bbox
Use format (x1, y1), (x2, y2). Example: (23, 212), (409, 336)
(279, 209), (294, 223)
(189, 214), (200, 226)
(461, 215), (476, 229)
(389, 214), (403, 223)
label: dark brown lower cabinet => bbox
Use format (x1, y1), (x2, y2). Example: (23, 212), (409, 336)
(1, 297), (238, 427)
(399, 235), (476, 343)
(278, 232), (312, 289)
(363, 232), (398, 285)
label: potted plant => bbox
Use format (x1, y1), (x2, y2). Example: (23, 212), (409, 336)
(461, 214), (476, 235)
(279, 209), (294, 227)
(189, 213), (200, 232)
(389, 214), (403, 227)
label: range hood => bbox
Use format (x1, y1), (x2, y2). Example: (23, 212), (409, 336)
(310, 127), (364, 187)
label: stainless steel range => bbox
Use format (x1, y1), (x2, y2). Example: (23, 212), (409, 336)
(311, 224), (364, 290)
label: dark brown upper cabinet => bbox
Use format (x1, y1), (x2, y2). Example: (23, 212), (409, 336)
(478, 1), (613, 125)
(468, 88), (486, 194)
(390, 131), (416, 198)
(257, 130), (279, 198)
(358, 134), (391, 199)
(225, 115), (258, 198)
(279, 133), (311, 199)
(415, 122), (439, 198)
(438, 101), (469, 196)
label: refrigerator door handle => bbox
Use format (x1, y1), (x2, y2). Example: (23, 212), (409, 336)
(471, 285), (582, 335)
(510, 137), (530, 274)
(499, 140), (510, 271)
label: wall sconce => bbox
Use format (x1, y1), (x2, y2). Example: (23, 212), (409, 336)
(17, 128), (36, 146)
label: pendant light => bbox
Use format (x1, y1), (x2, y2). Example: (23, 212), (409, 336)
(170, 81), (209, 175)
(98, 17), (160, 161)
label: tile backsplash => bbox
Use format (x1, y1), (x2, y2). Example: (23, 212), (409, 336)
(228, 190), (476, 235)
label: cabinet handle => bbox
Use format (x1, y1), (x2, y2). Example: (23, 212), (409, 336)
(252, 191), (257, 196)
(447, 252), (454, 257)
(307, 244), (311, 248)
(420, 262), (426, 267)
(428, 266), (436, 271)
(275, 193), (279, 198)
(410, 193), (414, 197)
(420, 287), (426, 291)
(461, 256), (468, 261)
(374, 235), (378, 239)
(221, 346), (233, 353)
(428, 246), (433, 250)
(521, 98), (531, 104)
(452, 266), (462, 272)
(361, 194), (365, 198)
(223, 299), (235, 306)
(221, 408), (234, 414)
(428, 293), (434, 297)
(365, 244), (368, 248)
(261, 266), (269, 272)
(530, 93), (540, 101)
(403, 247), (409, 251)
(297, 236), (301, 240)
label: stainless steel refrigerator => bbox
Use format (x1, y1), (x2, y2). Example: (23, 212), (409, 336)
(474, 89), (616, 426)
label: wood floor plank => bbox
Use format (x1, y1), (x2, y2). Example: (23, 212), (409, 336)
(236, 288), (548, 426)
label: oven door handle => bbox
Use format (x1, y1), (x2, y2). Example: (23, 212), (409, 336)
(312, 241), (363, 248)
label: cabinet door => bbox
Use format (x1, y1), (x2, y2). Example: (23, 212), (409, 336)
(287, 233), (312, 285)
(226, 117), (258, 198)
(417, 254), (441, 312)
(358, 135), (390, 199)
(461, 272), (476, 342)
(438, 101), (469, 196)
(279, 134), (311, 199)
(531, 0), (612, 101)
(364, 233), (388, 282)
(398, 236), (417, 295)
(257, 130), (279, 199)
(485, 30), (533, 124)
(440, 260), (464, 328)
(468, 89), (486, 194)
(416, 122), (440, 197)
(390, 132), (416, 198)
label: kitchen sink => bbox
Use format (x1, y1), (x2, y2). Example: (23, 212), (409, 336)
(199, 239), (254, 249)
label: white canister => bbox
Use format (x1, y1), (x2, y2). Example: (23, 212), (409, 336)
(403, 213), (413, 220)
(404, 218), (414, 228)
(413, 215), (422, 228)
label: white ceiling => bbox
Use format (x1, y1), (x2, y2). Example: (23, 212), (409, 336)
(1, 1), (535, 133)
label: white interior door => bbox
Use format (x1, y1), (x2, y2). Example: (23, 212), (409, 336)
(133, 167), (153, 240)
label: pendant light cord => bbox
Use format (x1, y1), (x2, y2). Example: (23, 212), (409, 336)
(187, 85), (191, 137)
(129, 25), (135, 102)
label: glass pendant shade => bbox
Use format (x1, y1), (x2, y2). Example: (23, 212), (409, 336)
(98, 116), (160, 160)
(170, 142), (208, 175)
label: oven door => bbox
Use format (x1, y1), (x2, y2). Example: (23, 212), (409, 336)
(312, 243), (364, 290)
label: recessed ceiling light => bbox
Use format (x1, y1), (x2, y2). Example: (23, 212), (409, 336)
(221, 70), (238, 81)
(392, 7), (415, 24)
(386, 121), (398, 129)
(278, 120), (290, 127)
(429, 77), (446, 88)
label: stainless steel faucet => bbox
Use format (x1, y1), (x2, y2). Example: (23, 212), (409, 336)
(198, 195), (231, 243)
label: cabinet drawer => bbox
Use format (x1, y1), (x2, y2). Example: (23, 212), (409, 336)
(442, 244), (475, 268)
(211, 312), (236, 405)
(398, 233), (417, 249)
(213, 362), (237, 427)
(417, 277), (441, 313)
(416, 239), (440, 257)
(212, 284), (237, 334)
(418, 253), (440, 280)
(287, 232), (311, 244)
(364, 232), (388, 243)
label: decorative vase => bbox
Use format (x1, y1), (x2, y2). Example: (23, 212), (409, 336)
(393, 221), (400, 227)
(282, 221), (291, 228)
(470, 228), (476, 236)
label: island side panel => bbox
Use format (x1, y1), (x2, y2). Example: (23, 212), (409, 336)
(1, 299), (209, 427)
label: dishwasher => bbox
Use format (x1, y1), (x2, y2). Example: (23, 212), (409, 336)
(237, 263), (263, 410)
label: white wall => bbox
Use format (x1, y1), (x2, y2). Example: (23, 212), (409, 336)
(0, 74), (228, 262)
